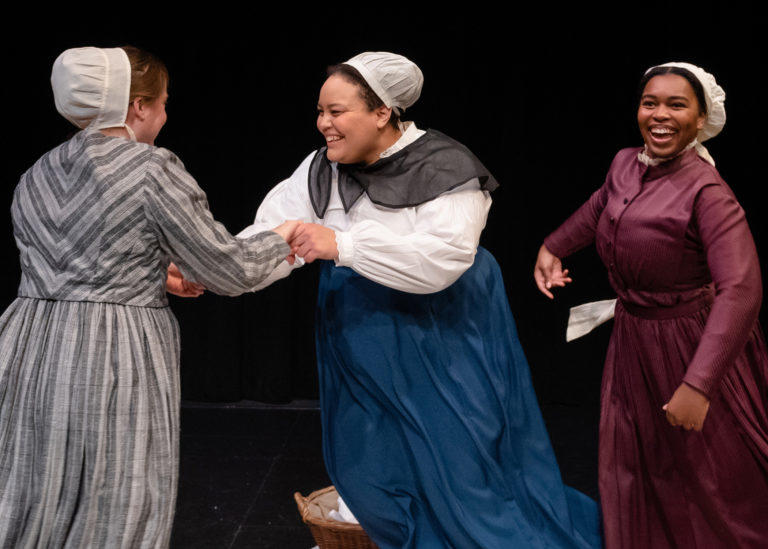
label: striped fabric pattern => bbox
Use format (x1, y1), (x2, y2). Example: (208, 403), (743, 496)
(0, 129), (289, 547)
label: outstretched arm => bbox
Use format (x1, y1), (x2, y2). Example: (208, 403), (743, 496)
(237, 152), (317, 290)
(143, 149), (292, 296)
(293, 181), (491, 294)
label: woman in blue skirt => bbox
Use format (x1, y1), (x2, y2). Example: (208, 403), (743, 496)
(241, 51), (601, 548)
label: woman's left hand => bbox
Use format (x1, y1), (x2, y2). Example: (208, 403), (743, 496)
(534, 244), (572, 299)
(166, 262), (205, 297)
(662, 383), (710, 431)
(290, 223), (339, 263)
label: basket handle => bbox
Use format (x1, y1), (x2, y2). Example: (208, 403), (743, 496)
(293, 492), (312, 523)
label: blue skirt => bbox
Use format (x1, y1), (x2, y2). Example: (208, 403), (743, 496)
(316, 248), (601, 548)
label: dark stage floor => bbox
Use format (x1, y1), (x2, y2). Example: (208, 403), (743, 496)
(170, 400), (599, 548)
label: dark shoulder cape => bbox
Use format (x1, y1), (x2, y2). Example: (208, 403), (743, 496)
(308, 129), (499, 218)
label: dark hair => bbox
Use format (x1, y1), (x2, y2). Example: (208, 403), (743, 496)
(638, 66), (707, 115)
(326, 64), (401, 130)
(121, 45), (169, 105)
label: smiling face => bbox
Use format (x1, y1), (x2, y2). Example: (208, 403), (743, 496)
(638, 74), (705, 160)
(316, 74), (387, 165)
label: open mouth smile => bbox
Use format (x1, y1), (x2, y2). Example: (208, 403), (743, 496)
(648, 126), (677, 144)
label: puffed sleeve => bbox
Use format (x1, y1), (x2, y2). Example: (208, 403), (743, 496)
(236, 151), (318, 289)
(543, 182), (609, 259)
(333, 180), (492, 294)
(142, 148), (290, 296)
(682, 183), (763, 397)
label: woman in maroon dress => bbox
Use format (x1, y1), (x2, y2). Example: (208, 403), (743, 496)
(534, 62), (768, 548)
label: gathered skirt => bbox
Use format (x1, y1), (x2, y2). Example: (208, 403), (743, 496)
(0, 297), (180, 548)
(315, 248), (601, 549)
(600, 300), (768, 548)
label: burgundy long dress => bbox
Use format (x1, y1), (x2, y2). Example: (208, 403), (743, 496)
(545, 146), (768, 548)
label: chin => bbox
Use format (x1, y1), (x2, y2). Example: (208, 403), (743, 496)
(327, 150), (362, 165)
(643, 140), (677, 160)
(649, 147), (683, 159)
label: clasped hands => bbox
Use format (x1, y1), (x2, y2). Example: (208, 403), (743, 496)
(272, 220), (339, 264)
(166, 222), (337, 298)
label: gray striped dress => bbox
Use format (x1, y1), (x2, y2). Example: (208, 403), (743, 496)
(0, 129), (289, 548)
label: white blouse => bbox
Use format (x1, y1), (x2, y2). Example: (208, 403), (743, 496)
(238, 123), (492, 294)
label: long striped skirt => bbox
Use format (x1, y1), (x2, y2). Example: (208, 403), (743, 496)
(0, 297), (180, 548)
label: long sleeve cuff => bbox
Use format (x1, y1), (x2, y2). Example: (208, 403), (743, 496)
(334, 230), (354, 267)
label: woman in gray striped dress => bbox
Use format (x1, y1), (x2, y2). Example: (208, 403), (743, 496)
(0, 46), (295, 547)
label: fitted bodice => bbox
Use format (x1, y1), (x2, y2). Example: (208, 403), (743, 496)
(593, 148), (721, 308)
(12, 131), (170, 306)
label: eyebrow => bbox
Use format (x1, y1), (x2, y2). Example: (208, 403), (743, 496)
(641, 94), (690, 102)
(317, 103), (346, 109)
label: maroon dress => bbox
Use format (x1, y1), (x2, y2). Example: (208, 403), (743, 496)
(545, 147), (768, 548)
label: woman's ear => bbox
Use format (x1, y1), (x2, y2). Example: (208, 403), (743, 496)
(375, 106), (393, 130)
(128, 97), (147, 122)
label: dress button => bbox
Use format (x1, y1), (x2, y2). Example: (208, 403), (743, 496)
(623, 198), (629, 204)
(607, 241), (612, 248)
(609, 216), (615, 224)
(609, 263), (615, 269)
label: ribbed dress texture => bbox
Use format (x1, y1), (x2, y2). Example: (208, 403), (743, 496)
(545, 147), (768, 548)
(0, 130), (289, 548)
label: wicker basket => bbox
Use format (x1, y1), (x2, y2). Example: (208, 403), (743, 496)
(294, 486), (378, 549)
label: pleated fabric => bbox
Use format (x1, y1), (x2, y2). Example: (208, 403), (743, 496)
(600, 302), (768, 548)
(0, 299), (180, 548)
(316, 248), (602, 549)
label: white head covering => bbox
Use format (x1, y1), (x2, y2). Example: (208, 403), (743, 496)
(644, 61), (726, 166)
(51, 47), (135, 139)
(343, 52), (423, 115)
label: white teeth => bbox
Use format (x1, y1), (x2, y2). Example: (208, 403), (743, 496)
(326, 135), (342, 142)
(651, 127), (674, 135)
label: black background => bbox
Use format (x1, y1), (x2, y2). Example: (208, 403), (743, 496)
(2, 12), (765, 413)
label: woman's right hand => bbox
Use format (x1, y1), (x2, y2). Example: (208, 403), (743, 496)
(166, 262), (205, 298)
(271, 220), (303, 265)
(534, 244), (572, 299)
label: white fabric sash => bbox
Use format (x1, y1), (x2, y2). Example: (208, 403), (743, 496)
(566, 299), (617, 342)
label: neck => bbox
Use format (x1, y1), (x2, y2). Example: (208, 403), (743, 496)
(364, 125), (403, 165)
(100, 125), (137, 142)
(639, 139), (697, 167)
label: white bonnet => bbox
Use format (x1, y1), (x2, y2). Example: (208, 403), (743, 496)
(652, 61), (726, 143)
(343, 52), (423, 115)
(51, 47), (132, 131)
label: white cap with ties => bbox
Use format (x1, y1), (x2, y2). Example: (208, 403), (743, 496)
(51, 46), (136, 140)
